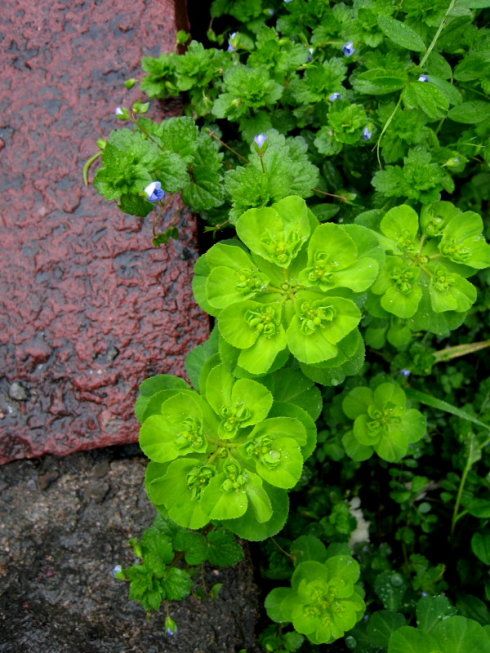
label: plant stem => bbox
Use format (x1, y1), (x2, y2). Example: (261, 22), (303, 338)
(206, 129), (248, 162)
(433, 339), (490, 363)
(419, 0), (457, 69)
(450, 434), (476, 536)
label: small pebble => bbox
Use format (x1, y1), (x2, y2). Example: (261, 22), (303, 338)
(9, 381), (29, 402)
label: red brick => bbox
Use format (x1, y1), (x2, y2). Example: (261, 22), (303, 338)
(0, 0), (208, 463)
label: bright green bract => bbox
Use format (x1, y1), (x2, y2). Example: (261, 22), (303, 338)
(342, 381), (426, 462)
(194, 195), (382, 377)
(265, 555), (365, 644)
(138, 363), (314, 539)
(368, 203), (489, 333)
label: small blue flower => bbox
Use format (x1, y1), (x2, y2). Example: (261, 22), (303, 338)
(227, 44), (235, 52)
(307, 47), (315, 62)
(342, 41), (355, 56)
(362, 126), (373, 141)
(144, 181), (165, 202)
(418, 74), (429, 82)
(112, 564), (122, 577)
(400, 368), (411, 378)
(254, 133), (268, 149)
(329, 92), (342, 101)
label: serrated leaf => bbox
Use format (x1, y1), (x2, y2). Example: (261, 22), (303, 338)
(182, 133), (224, 210)
(353, 68), (407, 95)
(162, 567), (193, 600)
(206, 528), (244, 567)
(378, 15), (426, 52)
(448, 101), (490, 123)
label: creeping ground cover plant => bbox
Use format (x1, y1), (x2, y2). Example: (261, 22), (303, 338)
(87, 0), (490, 649)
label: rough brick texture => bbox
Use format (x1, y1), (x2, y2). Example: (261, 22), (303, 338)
(0, 0), (208, 463)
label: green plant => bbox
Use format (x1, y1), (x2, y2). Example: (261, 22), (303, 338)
(87, 0), (490, 649)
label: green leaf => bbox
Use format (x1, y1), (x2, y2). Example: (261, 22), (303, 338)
(416, 595), (456, 633)
(287, 294), (361, 364)
(185, 328), (219, 391)
(135, 374), (189, 423)
(119, 194), (153, 217)
(268, 402), (317, 460)
(254, 436), (304, 489)
(432, 616), (490, 653)
(291, 535), (327, 564)
(366, 611), (407, 647)
(353, 68), (407, 95)
(342, 387), (373, 419)
(374, 571), (407, 611)
(403, 81), (449, 120)
(224, 484), (289, 541)
(162, 567), (193, 600)
(377, 15), (426, 52)
(388, 626), (439, 653)
(448, 101), (490, 123)
(471, 530), (490, 565)
(381, 205), (420, 242)
(182, 132), (224, 210)
(468, 499), (490, 518)
(265, 587), (296, 623)
(236, 196), (311, 268)
(342, 430), (373, 462)
(261, 368), (323, 421)
(206, 528), (244, 566)
(173, 530), (208, 565)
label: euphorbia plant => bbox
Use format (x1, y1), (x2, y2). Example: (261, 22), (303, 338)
(194, 195), (383, 376)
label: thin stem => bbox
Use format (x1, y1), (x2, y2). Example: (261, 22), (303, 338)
(313, 188), (350, 202)
(206, 129), (248, 162)
(375, 96), (402, 168)
(450, 435), (476, 537)
(271, 537), (294, 560)
(420, 0), (457, 68)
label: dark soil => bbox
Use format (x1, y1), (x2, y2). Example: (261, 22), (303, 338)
(0, 447), (260, 653)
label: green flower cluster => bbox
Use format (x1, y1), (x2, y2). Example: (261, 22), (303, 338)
(138, 364), (316, 540)
(194, 195), (383, 379)
(265, 556), (365, 645)
(342, 381), (426, 462)
(367, 203), (490, 333)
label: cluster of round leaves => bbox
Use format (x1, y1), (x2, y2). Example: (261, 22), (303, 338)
(341, 381), (426, 463)
(194, 195), (384, 383)
(363, 202), (490, 336)
(265, 553), (365, 645)
(137, 364), (318, 541)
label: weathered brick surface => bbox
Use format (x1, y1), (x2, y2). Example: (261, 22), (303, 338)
(0, 0), (208, 463)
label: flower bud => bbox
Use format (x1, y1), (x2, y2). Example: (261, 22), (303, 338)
(254, 133), (268, 149)
(164, 616), (178, 637)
